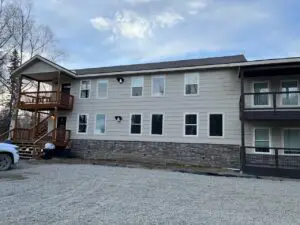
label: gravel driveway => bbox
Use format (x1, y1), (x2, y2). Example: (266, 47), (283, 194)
(1, 162), (300, 225)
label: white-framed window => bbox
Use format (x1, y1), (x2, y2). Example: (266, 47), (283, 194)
(97, 80), (108, 99)
(281, 80), (299, 106)
(95, 114), (106, 134)
(208, 113), (224, 137)
(253, 128), (270, 153)
(77, 114), (88, 134)
(130, 114), (142, 135)
(79, 80), (91, 99)
(151, 114), (164, 135)
(184, 73), (199, 95)
(131, 76), (144, 97)
(152, 76), (165, 96)
(252, 81), (270, 106)
(184, 113), (198, 136)
(283, 128), (300, 155)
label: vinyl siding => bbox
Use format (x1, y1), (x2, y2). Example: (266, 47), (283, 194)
(59, 69), (241, 145)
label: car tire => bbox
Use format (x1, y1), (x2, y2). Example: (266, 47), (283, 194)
(0, 153), (12, 171)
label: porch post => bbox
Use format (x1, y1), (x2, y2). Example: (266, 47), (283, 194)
(32, 81), (40, 140)
(57, 71), (61, 104)
(240, 68), (246, 171)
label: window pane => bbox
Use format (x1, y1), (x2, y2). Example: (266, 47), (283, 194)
(254, 82), (269, 106)
(282, 81), (298, 105)
(255, 129), (269, 141)
(132, 77), (143, 87)
(131, 115), (141, 124)
(132, 87), (143, 96)
(209, 114), (223, 137)
(152, 77), (165, 96)
(185, 114), (197, 125)
(95, 114), (105, 134)
(185, 74), (198, 84)
(79, 125), (87, 133)
(131, 125), (141, 134)
(80, 90), (89, 99)
(98, 81), (108, 98)
(151, 114), (163, 135)
(185, 125), (197, 135)
(81, 80), (90, 89)
(284, 129), (300, 154)
(186, 84), (198, 95)
(79, 115), (87, 124)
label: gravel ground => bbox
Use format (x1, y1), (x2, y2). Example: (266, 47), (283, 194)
(1, 162), (300, 225)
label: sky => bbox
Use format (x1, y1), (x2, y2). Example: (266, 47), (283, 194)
(32, 0), (300, 69)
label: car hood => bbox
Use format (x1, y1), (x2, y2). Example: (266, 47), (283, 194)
(0, 143), (18, 149)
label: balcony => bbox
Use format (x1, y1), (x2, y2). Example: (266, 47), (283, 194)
(241, 91), (300, 120)
(18, 91), (74, 111)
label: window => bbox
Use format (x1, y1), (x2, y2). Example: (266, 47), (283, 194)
(185, 73), (199, 95)
(184, 114), (198, 136)
(80, 80), (91, 99)
(97, 80), (108, 99)
(209, 114), (223, 137)
(253, 82), (269, 106)
(283, 129), (300, 154)
(131, 77), (144, 97)
(151, 114), (163, 135)
(254, 128), (270, 153)
(78, 114), (88, 134)
(95, 114), (106, 134)
(152, 76), (165, 96)
(130, 114), (142, 134)
(281, 81), (299, 106)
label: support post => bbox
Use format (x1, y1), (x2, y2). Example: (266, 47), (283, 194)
(32, 81), (40, 140)
(240, 68), (246, 171)
(57, 71), (61, 104)
(53, 106), (58, 142)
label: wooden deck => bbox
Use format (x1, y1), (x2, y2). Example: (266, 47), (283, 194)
(18, 91), (74, 111)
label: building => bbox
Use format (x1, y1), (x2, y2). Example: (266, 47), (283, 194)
(3, 54), (300, 177)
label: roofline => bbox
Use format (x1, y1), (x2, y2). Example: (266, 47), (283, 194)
(75, 57), (300, 78)
(11, 55), (76, 78)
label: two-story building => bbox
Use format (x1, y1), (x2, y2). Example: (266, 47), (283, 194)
(4, 54), (300, 177)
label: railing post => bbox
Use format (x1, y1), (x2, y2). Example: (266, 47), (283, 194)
(273, 93), (276, 111)
(275, 148), (279, 169)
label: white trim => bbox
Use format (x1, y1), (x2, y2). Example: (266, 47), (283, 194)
(251, 81), (271, 108)
(129, 113), (143, 136)
(184, 72), (199, 96)
(207, 113), (225, 138)
(77, 114), (89, 134)
(75, 57), (300, 78)
(96, 79), (109, 99)
(79, 80), (91, 99)
(151, 75), (166, 97)
(281, 128), (300, 156)
(131, 76), (144, 97)
(94, 113), (106, 135)
(251, 127), (273, 154)
(183, 113), (199, 137)
(150, 113), (164, 136)
(11, 55), (76, 77)
(279, 80), (300, 107)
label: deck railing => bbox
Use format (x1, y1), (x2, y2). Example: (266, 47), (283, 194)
(19, 91), (74, 109)
(242, 91), (300, 111)
(242, 146), (300, 169)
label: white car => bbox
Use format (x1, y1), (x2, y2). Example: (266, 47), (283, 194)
(0, 143), (20, 171)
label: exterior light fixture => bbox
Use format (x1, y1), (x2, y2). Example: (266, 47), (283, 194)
(115, 116), (122, 122)
(116, 77), (124, 84)
(51, 115), (55, 120)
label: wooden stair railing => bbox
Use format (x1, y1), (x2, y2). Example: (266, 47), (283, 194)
(34, 128), (71, 147)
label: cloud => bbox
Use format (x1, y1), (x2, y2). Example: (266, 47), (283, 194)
(155, 11), (184, 27)
(90, 17), (111, 30)
(124, 0), (159, 5)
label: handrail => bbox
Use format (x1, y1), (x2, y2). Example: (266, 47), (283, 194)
(244, 91), (300, 95)
(34, 128), (55, 144)
(0, 129), (14, 140)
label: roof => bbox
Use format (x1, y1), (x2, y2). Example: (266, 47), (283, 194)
(75, 55), (247, 75)
(11, 55), (76, 78)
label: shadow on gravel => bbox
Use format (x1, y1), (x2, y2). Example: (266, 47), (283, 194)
(0, 173), (27, 181)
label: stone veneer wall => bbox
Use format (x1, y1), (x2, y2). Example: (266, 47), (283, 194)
(71, 139), (240, 168)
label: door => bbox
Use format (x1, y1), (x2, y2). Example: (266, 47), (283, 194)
(57, 117), (67, 129)
(62, 83), (71, 94)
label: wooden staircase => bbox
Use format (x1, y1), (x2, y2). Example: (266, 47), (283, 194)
(0, 113), (67, 159)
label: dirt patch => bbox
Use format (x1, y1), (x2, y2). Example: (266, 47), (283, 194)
(0, 173), (27, 181)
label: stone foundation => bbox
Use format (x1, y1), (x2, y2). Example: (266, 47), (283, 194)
(71, 139), (240, 168)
